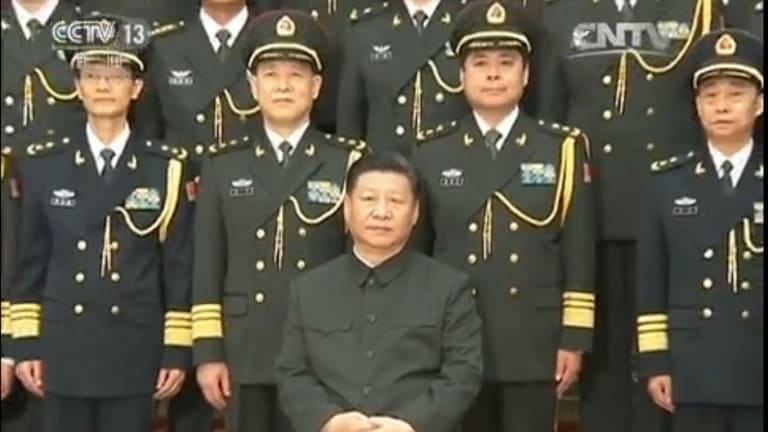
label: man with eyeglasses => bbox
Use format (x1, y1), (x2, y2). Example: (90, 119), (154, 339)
(9, 14), (194, 432)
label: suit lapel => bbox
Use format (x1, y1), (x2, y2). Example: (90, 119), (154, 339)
(2, 11), (29, 72)
(278, 129), (324, 199)
(247, 122), (284, 200)
(71, 132), (105, 229)
(99, 136), (142, 220)
(472, 114), (536, 198)
(181, 19), (222, 104)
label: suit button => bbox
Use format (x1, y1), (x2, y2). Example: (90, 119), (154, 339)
(255, 260), (265, 271)
(367, 313), (377, 323)
(4, 96), (13, 106)
(46, 97), (56, 106)
(603, 143), (613, 154)
(256, 229), (266, 239)
(703, 249), (714, 259)
(397, 95), (407, 105)
(646, 107), (655, 116)
(509, 287), (518, 296)
(73, 304), (84, 315)
(471, 288), (477, 297)
(110, 272), (120, 283)
(365, 350), (375, 359)
(395, 125), (405, 136)
(310, 9), (319, 18)
(468, 222), (478, 232)
(509, 222), (519, 232)
(195, 145), (205, 155)
(435, 92), (445, 103)
(111, 241), (119, 251)
(298, 227), (307, 237)
(741, 310), (751, 320)
(4, 125), (14, 135)
(702, 278), (713, 289)
(602, 110), (612, 121)
(362, 386), (372, 396)
(701, 307), (713, 319)
(254, 292), (265, 303)
(77, 240), (87, 251)
(195, 113), (206, 123)
(296, 259), (306, 270)
(646, 142), (655, 151)
(509, 253), (519, 264)
(741, 281), (751, 291)
(467, 254), (477, 265)
(743, 251), (753, 260)
(602, 74), (612, 85)
(110, 305), (120, 316)
(74, 272), (85, 283)
(646, 73), (655, 81)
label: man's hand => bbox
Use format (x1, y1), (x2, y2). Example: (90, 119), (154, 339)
(369, 416), (416, 432)
(321, 411), (379, 432)
(555, 349), (582, 399)
(647, 375), (674, 413)
(154, 368), (186, 400)
(15, 360), (44, 397)
(1, 361), (13, 400)
(196, 362), (231, 410)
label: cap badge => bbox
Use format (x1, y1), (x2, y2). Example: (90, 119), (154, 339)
(715, 33), (737, 56)
(276, 15), (296, 37)
(486, 2), (506, 25)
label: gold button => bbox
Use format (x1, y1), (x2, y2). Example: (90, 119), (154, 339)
(195, 113), (206, 123)
(254, 292), (265, 303)
(467, 254), (477, 265)
(602, 110), (612, 120)
(509, 253), (519, 264)
(646, 142), (655, 151)
(195, 145), (204, 155)
(468, 222), (478, 232)
(296, 259), (306, 270)
(602, 74), (612, 85)
(298, 227), (307, 237)
(741, 310), (750, 320)
(703, 249), (714, 259)
(509, 286), (518, 296)
(397, 95), (407, 105)
(395, 125), (405, 136)
(46, 97), (56, 106)
(256, 229), (266, 239)
(310, 9), (319, 18)
(603, 143), (613, 154)
(110, 272), (120, 283)
(110, 305), (120, 315)
(743, 251), (753, 260)
(646, 73), (654, 81)
(74, 272), (85, 283)
(509, 222), (519, 232)
(77, 240), (87, 251)
(110, 241), (119, 251)
(702, 278), (713, 289)
(74, 304), (84, 315)
(4, 96), (13, 106)
(646, 107), (655, 116)
(471, 288), (477, 297)
(255, 260), (265, 271)
(701, 307), (713, 319)
(4, 125), (15, 135)
(740, 281), (751, 291)
(435, 92), (445, 103)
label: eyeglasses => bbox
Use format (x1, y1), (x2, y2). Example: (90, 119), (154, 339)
(79, 71), (134, 85)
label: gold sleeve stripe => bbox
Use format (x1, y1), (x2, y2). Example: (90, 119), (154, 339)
(165, 320), (192, 327)
(191, 312), (221, 321)
(638, 323), (668, 333)
(563, 307), (594, 329)
(637, 314), (668, 324)
(193, 320), (223, 340)
(1, 301), (11, 336)
(562, 299), (594, 309)
(164, 326), (192, 347)
(562, 292), (595, 302)
(165, 311), (192, 320)
(12, 318), (40, 339)
(191, 304), (223, 314)
(10, 303), (42, 313)
(638, 331), (669, 352)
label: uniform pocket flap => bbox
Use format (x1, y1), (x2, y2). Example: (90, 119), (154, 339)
(222, 295), (248, 317)
(305, 317), (353, 334)
(386, 315), (440, 328)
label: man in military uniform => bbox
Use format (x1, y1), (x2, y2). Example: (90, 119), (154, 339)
(535, 2), (727, 431)
(1, 0), (84, 151)
(636, 29), (763, 432)
(276, 152), (483, 432)
(65, 0), (200, 28)
(412, 1), (595, 430)
(191, 10), (367, 432)
(10, 16), (193, 431)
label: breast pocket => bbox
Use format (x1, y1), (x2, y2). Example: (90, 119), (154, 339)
(385, 315), (441, 363)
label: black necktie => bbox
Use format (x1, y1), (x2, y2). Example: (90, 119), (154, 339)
(720, 160), (734, 195)
(413, 10), (428, 36)
(279, 141), (292, 168)
(27, 18), (42, 42)
(484, 129), (501, 160)
(100, 148), (116, 184)
(619, 0), (634, 20)
(215, 29), (232, 63)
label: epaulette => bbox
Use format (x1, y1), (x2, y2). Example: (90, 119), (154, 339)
(150, 20), (185, 39)
(26, 136), (72, 157)
(650, 150), (697, 173)
(200, 136), (253, 157)
(350, 1), (390, 23)
(416, 120), (460, 143)
(144, 140), (189, 161)
(323, 134), (368, 153)
(536, 119), (583, 138)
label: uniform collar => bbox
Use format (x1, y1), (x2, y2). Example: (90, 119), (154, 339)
(402, 0), (441, 25)
(473, 107), (520, 150)
(349, 247), (411, 287)
(12, 0), (58, 39)
(86, 122), (131, 170)
(199, 5), (249, 51)
(263, 120), (310, 160)
(707, 139), (753, 185)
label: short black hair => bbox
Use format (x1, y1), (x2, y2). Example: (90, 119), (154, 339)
(346, 151), (420, 200)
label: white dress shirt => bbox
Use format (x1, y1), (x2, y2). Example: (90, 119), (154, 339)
(11, 0), (58, 39)
(264, 121), (310, 162)
(199, 6), (249, 52)
(87, 123), (130, 174)
(403, 0), (441, 28)
(708, 140), (753, 187)
(473, 107), (520, 151)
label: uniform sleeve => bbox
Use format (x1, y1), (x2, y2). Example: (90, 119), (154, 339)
(407, 149), (435, 254)
(559, 133), (596, 352)
(10, 160), (49, 362)
(276, 284), (345, 432)
(131, 48), (165, 141)
(1, 157), (20, 357)
(335, 27), (368, 139)
(191, 156), (227, 365)
(635, 175), (671, 378)
(159, 159), (194, 370)
(388, 275), (483, 431)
